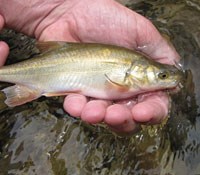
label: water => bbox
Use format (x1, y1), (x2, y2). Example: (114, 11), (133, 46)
(0, 1), (200, 174)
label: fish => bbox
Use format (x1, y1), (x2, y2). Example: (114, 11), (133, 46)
(0, 41), (183, 107)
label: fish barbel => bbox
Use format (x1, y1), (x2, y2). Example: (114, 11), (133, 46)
(0, 42), (183, 107)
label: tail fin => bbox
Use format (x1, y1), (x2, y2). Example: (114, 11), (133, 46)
(2, 85), (42, 107)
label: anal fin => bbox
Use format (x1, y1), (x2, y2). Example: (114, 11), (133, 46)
(44, 90), (81, 97)
(2, 85), (42, 107)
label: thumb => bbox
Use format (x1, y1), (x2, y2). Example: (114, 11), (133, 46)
(132, 12), (180, 64)
(0, 15), (9, 66)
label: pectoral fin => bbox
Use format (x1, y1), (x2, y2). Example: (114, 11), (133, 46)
(105, 74), (129, 91)
(2, 85), (42, 107)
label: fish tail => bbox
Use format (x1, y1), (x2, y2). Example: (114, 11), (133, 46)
(1, 85), (42, 107)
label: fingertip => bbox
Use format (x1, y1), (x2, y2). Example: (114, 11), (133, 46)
(131, 97), (168, 124)
(104, 104), (139, 133)
(131, 102), (155, 122)
(109, 122), (140, 134)
(0, 41), (9, 66)
(104, 104), (132, 125)
(81, 100), (109, 124)
(63, 94), (87, 117)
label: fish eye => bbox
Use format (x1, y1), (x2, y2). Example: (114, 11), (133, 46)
(158, 71), (169, 79)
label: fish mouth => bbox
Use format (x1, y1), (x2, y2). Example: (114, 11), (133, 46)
(165, 81), (183, 94)
(174, 79), (184, 88)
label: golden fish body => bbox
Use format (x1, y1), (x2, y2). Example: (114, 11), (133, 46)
(0, 42), (183, 107)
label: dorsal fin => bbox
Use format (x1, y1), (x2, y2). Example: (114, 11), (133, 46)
(36, 41), (67, 53)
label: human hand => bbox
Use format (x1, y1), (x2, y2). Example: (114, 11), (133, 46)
(0, 0), (180, 133)
(0, 15), (9, 66)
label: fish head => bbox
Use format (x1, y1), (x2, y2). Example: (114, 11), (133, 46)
(154, 64), (184, 88)
(126, 62), (184, 92)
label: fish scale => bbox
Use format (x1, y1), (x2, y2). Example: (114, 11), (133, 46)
(0, 41), (183, 107)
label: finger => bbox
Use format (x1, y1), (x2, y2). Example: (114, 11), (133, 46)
(134, 17), (180, 64)
(0, 41), (9, 66)
(105, 104), (132, 125)
(63, 94), (88, 117)
(0, 15), (4, 30)
(81, 100), (111, 124)
(131, 92), (169, 124)
(0, 15), (9, 66)
(108, 121), (140, 134)
(113, 2), (180, 64)
(104, 104), (138, 133)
